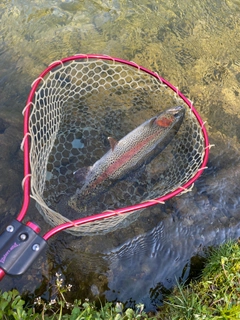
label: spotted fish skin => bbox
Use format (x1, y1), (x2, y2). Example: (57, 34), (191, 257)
(72, 106), (185, 202)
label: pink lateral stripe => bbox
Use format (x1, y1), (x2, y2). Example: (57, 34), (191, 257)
(89, 132), (161, 191)
(17, 54), (209, 239)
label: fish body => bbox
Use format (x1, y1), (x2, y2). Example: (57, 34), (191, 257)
(72, 106), (185, 202)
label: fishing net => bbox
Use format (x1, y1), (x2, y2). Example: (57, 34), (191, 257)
(24, 55), (209, 236)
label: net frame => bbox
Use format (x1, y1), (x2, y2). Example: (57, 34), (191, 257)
(18, 54), (210, 238)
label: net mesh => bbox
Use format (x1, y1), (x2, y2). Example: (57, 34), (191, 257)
(27, 57), (206, 236)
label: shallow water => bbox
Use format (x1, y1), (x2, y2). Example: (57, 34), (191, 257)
(0, 0), (240, 312)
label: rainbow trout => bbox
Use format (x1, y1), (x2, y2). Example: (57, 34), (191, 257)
(70, 106), (185, 204)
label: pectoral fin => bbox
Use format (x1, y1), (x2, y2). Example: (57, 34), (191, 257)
(74, 166), (92, 184)
(108, 137), (118, 151)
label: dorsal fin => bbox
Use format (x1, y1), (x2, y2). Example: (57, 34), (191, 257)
(108, 137), (118, 151)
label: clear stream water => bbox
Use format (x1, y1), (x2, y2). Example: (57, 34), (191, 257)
(0, 0), (240, 311)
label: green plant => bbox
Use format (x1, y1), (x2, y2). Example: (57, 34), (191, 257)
(0, 289), (38, 320)
(33, 272), (151, 319)
(0, 272), (156, 319)
(157, 241), (240, 319)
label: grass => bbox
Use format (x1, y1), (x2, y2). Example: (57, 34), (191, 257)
(1, 240), (240, 319)
(157, 240), (240, 319)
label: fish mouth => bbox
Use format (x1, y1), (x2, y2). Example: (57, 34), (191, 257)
(169, 105), (185, 118)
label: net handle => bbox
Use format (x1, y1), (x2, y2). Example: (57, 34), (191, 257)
(18, 54), (210, 237)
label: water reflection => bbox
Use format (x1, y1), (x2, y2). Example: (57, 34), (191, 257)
(0, 0), (240, 312)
